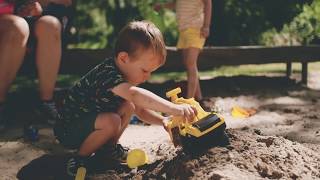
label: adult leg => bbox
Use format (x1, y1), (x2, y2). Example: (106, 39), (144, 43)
(33, 15), (62, 101)
(0, 15), (29, 102)
(78, 101), (134, 156)
(182, 47), (203, 100)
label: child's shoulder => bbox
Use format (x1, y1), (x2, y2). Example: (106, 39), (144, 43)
(101, 57), (116, 67)
(87, 57), (115, 72)
(95, 57), (120, 74)
(79, 57), (124, 85)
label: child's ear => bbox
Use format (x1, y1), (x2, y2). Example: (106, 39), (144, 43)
(117, 52), (129, 64)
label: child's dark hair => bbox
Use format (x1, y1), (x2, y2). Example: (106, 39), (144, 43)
(115, 21), (167, 65)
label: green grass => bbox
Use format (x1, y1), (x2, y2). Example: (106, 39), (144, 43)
(12, 62), (320, 90)
(149, 62), (320, 82)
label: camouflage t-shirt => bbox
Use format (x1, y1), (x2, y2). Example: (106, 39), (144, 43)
(59, 57), (126, 122)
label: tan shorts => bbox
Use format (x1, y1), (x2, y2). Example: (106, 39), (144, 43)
(177, 28), (206, 49)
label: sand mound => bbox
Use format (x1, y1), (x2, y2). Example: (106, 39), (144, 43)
(92, 129), (320, 180)
(1, 74), (320, 179)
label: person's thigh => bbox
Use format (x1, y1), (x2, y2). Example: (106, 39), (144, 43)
(0, 14), (29, 40)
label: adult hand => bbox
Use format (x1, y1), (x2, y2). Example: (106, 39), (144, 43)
(153, 3), (162, 12)
(17, 1), (42, 17)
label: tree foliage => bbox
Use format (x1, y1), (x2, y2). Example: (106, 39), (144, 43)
(68, 0), (314, 48)
(209, 0), (311, 46)
(69, 0), (177, 48)
(261, 0), (320, 46)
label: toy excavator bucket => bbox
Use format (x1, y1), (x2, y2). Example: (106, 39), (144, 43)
(75, 167), (86, 180)
(165, 87), (229, 153)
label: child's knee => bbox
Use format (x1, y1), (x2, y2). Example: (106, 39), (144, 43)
(96, 113), (121, 133)
(118, 101), (135, 117)
(122, 101), (135, 114)
(119, 101), (135, 125)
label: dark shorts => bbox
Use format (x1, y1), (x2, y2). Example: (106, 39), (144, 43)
(54, 113), (97, 149)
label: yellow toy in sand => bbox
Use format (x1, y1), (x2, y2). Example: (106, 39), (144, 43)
(127, 149), (148, 168)
(166, 88), (229, 152)
(75, 167), (86, 180)
(231, 105), (257, 118)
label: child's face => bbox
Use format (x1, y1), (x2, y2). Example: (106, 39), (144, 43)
(117, 47), (162, 85)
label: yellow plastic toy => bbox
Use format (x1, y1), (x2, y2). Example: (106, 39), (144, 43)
(231, 106), (256, 118)
(126, 149), (148, 169)
(75, 166), (86, 180)
(165, 88), (229, 152)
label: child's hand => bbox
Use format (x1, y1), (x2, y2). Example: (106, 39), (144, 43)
(161, 116), (171, 132)
(200, 26), (210, 38)
(176, 104), (197, 122)
(153, 3), (162, 12)
(17, 1), (42, 17)
(153, 2), (175, 11)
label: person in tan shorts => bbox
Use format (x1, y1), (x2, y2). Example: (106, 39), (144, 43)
(155, 0), (212, 102)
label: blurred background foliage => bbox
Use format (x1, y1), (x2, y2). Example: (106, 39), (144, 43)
(261, 0), (320, 46)
(67, 0), (318, 49)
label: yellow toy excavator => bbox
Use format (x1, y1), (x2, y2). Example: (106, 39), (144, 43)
(166, 88), (229, 153)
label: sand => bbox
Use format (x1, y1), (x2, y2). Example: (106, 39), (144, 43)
(0, 72), (320, 179)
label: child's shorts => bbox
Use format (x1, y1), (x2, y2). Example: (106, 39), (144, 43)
(177, 28), (206, 49)
(54, 113), (97, 149)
